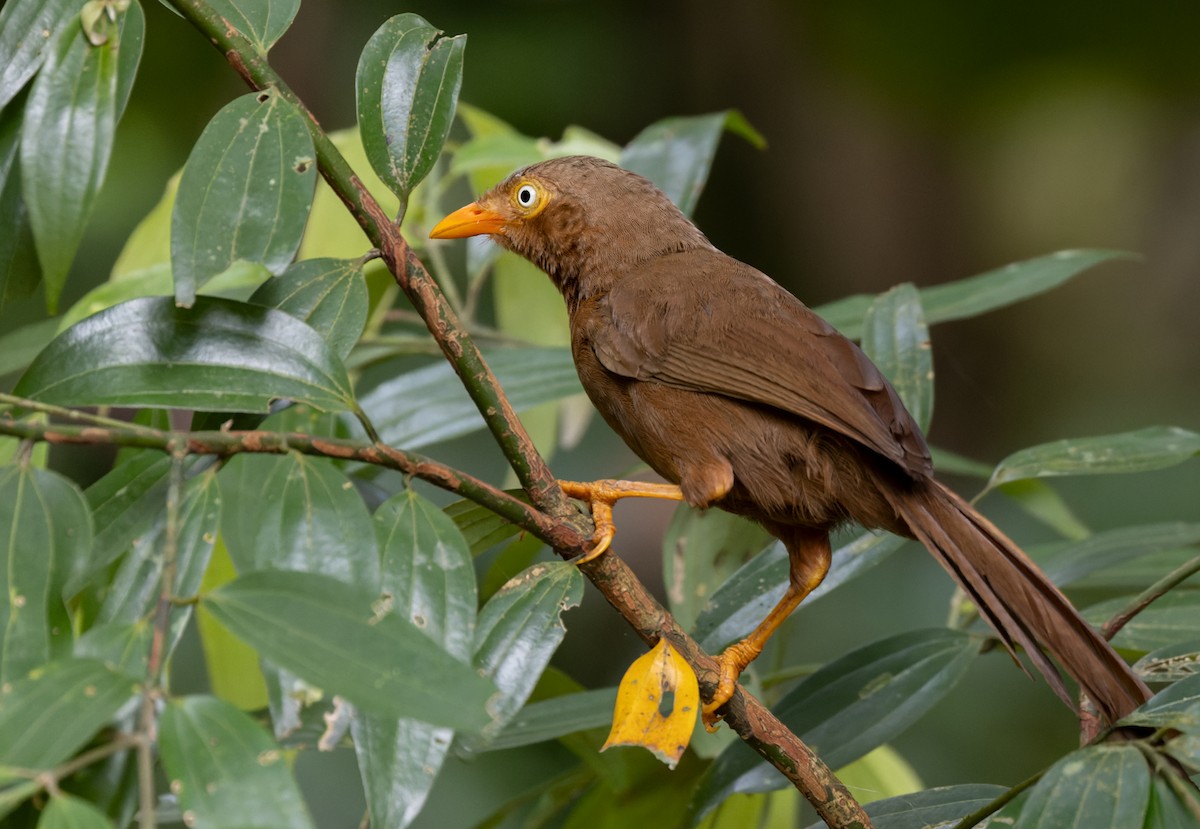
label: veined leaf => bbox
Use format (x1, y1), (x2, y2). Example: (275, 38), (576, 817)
(204, 0), (299, 53)
(250, 257), (368, 361)
(0, 0), (77, 110)
(0, 101), (40, 311)
(204, 570), (496, 729)
(171, 90), (316, 306)
(357, 13), (465, 199)
(1015, 745), (1150, 828)
(34, 794), (115, 829)
(800, 784), (1007, 829)
(861, 282), (932, 432)
(15, 296), (355, 413)
(159, 696), (314, 829)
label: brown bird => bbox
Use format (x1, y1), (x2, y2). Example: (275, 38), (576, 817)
(430, 155), (1151, 728)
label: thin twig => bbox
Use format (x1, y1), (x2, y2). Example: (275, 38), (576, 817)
(952, 767), (1045, 829)
(1102, 552), (1200, 640)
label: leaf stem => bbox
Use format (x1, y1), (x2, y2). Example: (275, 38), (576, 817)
(952, 766), (1044, 829)
(1102, 551), (1200, 640)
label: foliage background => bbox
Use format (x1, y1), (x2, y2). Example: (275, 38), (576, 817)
(3, 2), (1199, 826)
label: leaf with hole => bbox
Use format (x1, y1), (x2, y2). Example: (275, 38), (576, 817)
(171, 90), (316, 306)
(357, 13), (465, 199)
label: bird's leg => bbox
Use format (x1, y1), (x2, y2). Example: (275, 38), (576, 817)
(703, 528), (832, 730)
(559, 479), (684, 564)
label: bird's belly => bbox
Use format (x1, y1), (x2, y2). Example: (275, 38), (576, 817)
(579, 368), (907, 535)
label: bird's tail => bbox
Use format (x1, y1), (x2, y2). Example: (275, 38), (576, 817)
(884, 479), (1151, 725)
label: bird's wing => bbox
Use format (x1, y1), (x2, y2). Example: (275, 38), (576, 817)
(588, 248), (933, 478)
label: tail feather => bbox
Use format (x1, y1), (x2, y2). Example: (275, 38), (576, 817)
(884, 479), (1151, 724)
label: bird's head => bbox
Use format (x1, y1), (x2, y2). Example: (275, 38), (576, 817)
(430, 155), (709, 296)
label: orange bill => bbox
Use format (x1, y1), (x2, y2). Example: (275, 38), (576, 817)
(429, 202), (507, 239)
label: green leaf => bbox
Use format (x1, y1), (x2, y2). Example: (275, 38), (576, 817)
(204, 0), (299, 53)
(443, 494), (527, 556)
(486, 687), (617, 752)
(250, 257), (368, 361)
(360, 347), (582, 448)
(835, 745), (923, 807)
(352, 489), (478, 829)
(75, 621), (151, 679)
(0, 317), (57, 377)
(801, 784), (1007, 829)
(861, 283), (932, 432)
(0, 101), (41, 311)
(1016, 745), (1150, 828)
(0, 465), (92, 683)
(96, 469), (220, 652)
(1086, 591), (1200, 653)
(218, 453), (378, 588)
(36, 793), (115, 829)
(997, 478), (1091, 540)
(693, 629), (979, 819)
(20, 5), (140, 312)
(15, 296), (355, 413)
(1035, 522), (1200, 586)
(171, 90), (317, 306)
(1134, 641), (1200, 684)
(818, 250), (1132, 340)
(204, 570), (496, 729)
(986, 426), (1200, 492)
(662, 506), (773, 630)
(1121, 672), (1200, 732)
(195, 535), (269, 710)
(356, 13), (466, 199)
(159, 696), (314, 829)
(1145, 775), (1200, 829)
(462, 561), (585, 750)
(0, 0), (77, 109)
(620, 111), (765, 216)
(0, 657), (136, 772)
(693, 530), (907, 652)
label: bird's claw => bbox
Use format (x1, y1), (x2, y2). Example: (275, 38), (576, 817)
(559, 479), (683, 565)
(701, 640), (762, 731)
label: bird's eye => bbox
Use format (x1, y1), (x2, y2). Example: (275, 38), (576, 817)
(516, 184), (538, 208)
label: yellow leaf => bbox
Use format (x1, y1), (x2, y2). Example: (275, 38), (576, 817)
(601, 638), (699, 769)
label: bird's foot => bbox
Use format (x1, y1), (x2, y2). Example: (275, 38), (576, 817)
(559, 479), (683, 564)
(701, 640), (763, 731)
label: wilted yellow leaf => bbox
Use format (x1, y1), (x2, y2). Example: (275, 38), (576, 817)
(601, 638), (699, 769)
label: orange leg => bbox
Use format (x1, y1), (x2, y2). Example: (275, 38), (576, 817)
(559, 479), (684, 564)
(702, 529), (832, 730)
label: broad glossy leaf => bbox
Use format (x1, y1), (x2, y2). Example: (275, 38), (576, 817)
(1016, 745), (1149, 828)
(15, 296), (355, 413)
(693, 629), (979, 818)
(195, 536), (269, 710)
(861, 282), (932, 432)
(205, 0), (299, 53)
(693, 530), (906, 652)
(0, 465), (92, 683)
(360, 347), (582, 448)
(819, 250), (1131, 340)
(487, 688), (618, 752)
(204, 570), (496, 729)
(802, 784), (1006, 829)
(357, 13), (465, 199)
(662, 506), (773, 630)
(462, 561), (584, 750)
(219, 453), (378, 588)
(986, 426), (1200, 492)
(620, 111), (765, 216)
(20, 5), (140, 311)
(1146, 775), (1200, 829)
(0, 658), (136, 771)
(159, 696), (314, 829)
(0, 102), (40, 311)
(0, 0), (77, 109)
(1123, 672), (1200, 734)
(1086, 591), (1200, 653)
(36, 794), (115, 829)
(75, 621), (151, 679)
(352, 489), (477, 829)
(171, 90), (316, 306)
(1035, 522), (1200, 586)
(250, 257), (368, 360)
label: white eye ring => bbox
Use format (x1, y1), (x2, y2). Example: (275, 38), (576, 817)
(516, 184), (538, 208)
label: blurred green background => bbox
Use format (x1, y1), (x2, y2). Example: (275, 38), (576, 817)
(8, 1), (1199, 825)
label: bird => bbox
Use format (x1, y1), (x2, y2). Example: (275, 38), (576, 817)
(429, 154), (1151, 728)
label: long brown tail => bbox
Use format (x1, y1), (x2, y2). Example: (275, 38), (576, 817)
(883, 479), (1151, 725)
